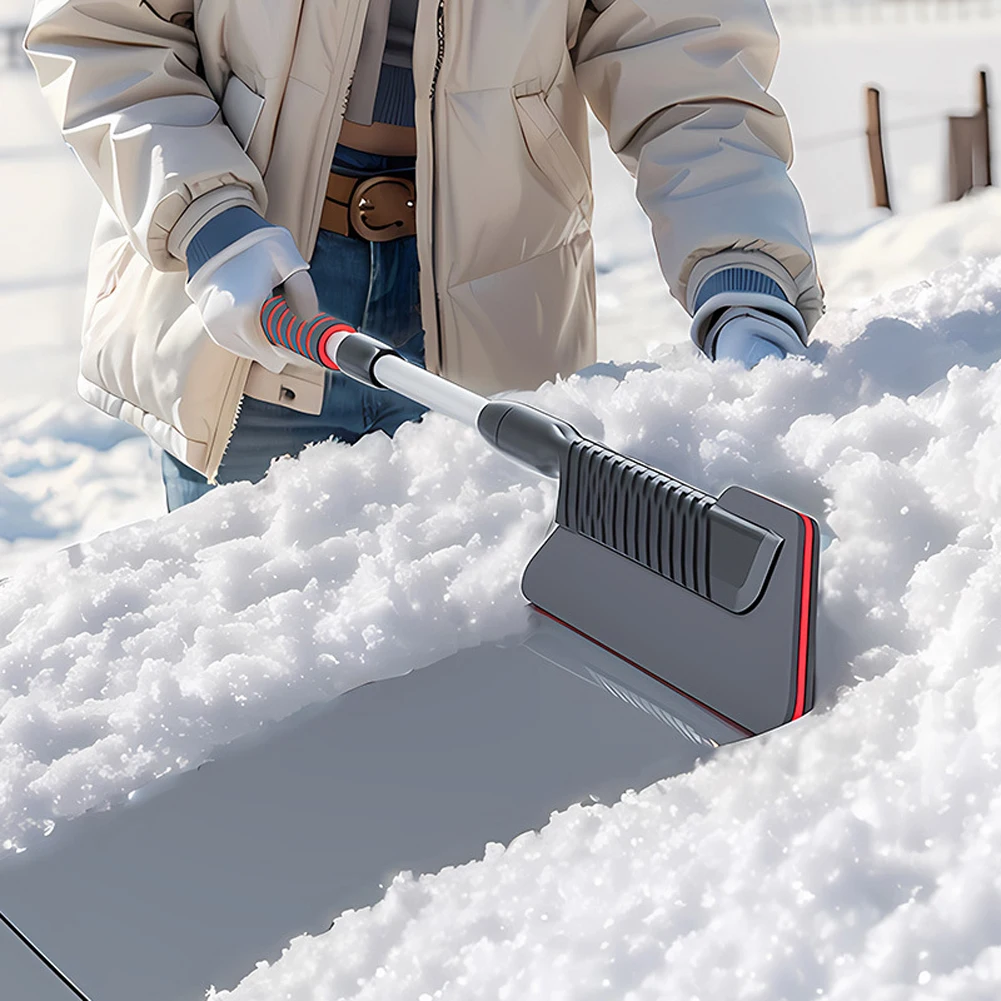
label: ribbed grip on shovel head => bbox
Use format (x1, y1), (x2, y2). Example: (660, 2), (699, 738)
(557, 440), (782, 614)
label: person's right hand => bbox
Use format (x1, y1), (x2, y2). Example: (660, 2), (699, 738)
(185, 225), (319, 374)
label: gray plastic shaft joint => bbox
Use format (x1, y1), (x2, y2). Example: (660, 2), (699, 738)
(335, 332), (402, 389)
(476, 401), (580, 479)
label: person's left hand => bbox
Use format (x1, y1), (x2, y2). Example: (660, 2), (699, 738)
(705, 306), (806, 368)
(185, 226), (319, 374)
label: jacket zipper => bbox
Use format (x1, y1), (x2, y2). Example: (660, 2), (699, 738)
(205, 357), (252, 484)
(309, 0), (373, 257)
(429, 0), (446, 371)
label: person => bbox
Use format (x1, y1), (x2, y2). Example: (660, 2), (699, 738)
(25, 0), (823, 513)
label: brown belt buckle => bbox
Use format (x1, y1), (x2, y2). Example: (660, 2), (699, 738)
(349, 176), (417, 242)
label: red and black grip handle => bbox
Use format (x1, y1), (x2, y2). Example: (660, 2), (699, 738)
(261, 294), (405, 390)
(261, 295), (356, 370)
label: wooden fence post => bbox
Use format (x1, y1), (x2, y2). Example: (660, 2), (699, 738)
(948, 115), (978, 200)
(2, 25), (26, 70)
(866, 86), (892, 211)
(948, 69), (993, 200)
(979, 68), (992, 187)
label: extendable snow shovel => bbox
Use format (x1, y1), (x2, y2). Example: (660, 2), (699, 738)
(261, 296), (820, 738)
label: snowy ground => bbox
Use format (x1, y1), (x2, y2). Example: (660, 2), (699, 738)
(3, 9), (1001, 1001)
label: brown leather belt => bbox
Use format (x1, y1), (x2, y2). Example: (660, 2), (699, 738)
(337, 118), (417, 157)
(321, 170), (417, 242)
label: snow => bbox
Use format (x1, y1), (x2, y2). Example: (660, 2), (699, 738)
(6, 204), (1001, 993)
(4, 6), (1001, 1000)
(0, 412), (554, 852)
(194, 247), (1001, 1001)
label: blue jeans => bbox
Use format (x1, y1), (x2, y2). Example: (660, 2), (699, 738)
(162, 147), (427, 511)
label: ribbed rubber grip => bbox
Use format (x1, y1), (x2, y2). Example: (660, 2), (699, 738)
(557, 440), (716, 600)
(260, 295), (355, 369)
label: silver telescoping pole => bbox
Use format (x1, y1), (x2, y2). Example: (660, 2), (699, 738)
(370, 353), (487, 429)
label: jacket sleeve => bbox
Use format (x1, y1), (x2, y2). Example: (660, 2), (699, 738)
(571, 0), (824, 340)
(24, 0), (267, 272)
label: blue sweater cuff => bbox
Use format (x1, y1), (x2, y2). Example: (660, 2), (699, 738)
(693, 267), (788, 313)
(185, 206), (271, 279)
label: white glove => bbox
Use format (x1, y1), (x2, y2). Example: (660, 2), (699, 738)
(185, 226), (319, 374)
(705, 306), (806, 368)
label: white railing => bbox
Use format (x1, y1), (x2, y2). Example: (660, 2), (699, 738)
(772, 0), (1001, 25)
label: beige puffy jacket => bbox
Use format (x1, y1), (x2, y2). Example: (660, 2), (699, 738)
(26, 0), (822, 483)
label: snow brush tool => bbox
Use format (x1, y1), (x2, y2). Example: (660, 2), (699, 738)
(262, 296), (820, 737)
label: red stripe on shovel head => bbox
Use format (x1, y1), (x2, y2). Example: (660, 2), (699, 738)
(792, 514), (816, 721)
(532, 606), (754, 737)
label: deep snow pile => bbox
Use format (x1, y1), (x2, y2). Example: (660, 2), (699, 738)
(0, 412), (554, 853)
(3, 189), (1001, 994)
(204, 236), (1001, 1000)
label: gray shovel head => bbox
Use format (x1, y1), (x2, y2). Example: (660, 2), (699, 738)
(520, 485), (820, 737)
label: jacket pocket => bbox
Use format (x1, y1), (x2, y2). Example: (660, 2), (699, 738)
(83, 235), (132, 331)
(221, 73), (266, 152)
(513, 79), (592, 216)
(243, 365), (324, 415)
